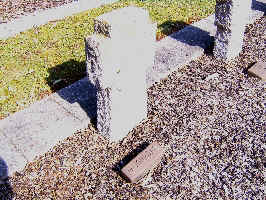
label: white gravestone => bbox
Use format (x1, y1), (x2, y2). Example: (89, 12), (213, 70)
(213, 0), (252, 61)
(85, 6), (156, 141)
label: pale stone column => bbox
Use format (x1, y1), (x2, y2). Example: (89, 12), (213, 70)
(213, 0), (252, 61)
(85, 6), (156, 141)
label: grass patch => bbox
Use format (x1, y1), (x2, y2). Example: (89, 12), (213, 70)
(0, 0), (215, 119)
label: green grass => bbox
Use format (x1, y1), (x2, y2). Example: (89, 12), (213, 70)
(0, 0), (215, 119)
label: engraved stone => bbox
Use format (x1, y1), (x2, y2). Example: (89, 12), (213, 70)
(121, 142), (165, 183)
(213, 0), (252, 60)
(85, 6), (156, 141)
(248, 61), (266, 81)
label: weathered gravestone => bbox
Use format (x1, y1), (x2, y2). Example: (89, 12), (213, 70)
(213, 0), (252, 61)
(85, 6), (156, 141)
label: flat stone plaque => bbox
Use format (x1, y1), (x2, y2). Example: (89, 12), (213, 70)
(248, 61), (266, 81)
(121, 142), (165, 183)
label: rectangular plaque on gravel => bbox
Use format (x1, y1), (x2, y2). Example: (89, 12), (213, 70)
(248, 61), (266, 81)
(121, 142), (165, 183)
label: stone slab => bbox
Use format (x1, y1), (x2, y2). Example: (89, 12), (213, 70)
(100, 78), (148, 142)
(248, 61), (266, 81)
(86, 7), (156, 141)
(94, 6), (151, 39)
(0, 0), (119, 39)
(121, 142), (165, 183)
(0, 96), (84, 162)
(0, 132), (28, 176)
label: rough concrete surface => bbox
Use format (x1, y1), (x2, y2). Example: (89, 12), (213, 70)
(0, 0), (119, 39)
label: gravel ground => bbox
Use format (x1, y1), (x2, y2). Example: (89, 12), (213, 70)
(0, 15), (265, 200)
(0, 0), (75, 22)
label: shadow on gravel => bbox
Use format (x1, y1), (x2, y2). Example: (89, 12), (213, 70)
(46, 59), (98, 128)
(0, 157), (14, 200)
(112, 141), (150, 182)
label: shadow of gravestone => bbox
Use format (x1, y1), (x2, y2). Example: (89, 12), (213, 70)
(158, 19), (215, 54)
(0, 157), (14, 200)
(45, 59), (98, 128)
(252, 0), (266, 14)
(169, 21), (214, 51)
(158, 20), (189, 38)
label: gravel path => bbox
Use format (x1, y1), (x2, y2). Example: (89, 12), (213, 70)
(0, 0), (75, 23)
(0, 14), (265, 200)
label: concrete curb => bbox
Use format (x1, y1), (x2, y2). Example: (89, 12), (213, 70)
(0, 0), (119, 39)
(0, 0), (265, 176)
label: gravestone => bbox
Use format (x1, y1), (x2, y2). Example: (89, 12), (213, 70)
(213, 0), (252, 61)
(85, 6), (156, 141)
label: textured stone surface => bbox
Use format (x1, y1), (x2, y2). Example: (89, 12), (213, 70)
(121, 142), (165, 183)
(96, 88), (112, 139)
(215, 0), (252, 27)
(85, 35), (109, 90)
(0, 96), (85, 162)
(85, 6), (156, 141)
(248, 61), (266, 81)
(213, 0), (253, 60)
(94, 6), (150, 39)
(0, 133), (28, 176)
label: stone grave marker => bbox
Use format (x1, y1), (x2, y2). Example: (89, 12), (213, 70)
(213, 0), (252, 61)
(121, 141), (165, 183)
(248, 61), (266, 81)
(85, 6), (156, 141)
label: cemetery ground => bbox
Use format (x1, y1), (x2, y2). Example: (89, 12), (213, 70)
(0, 0), (216, 120)
(0, 11), (265, 199)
